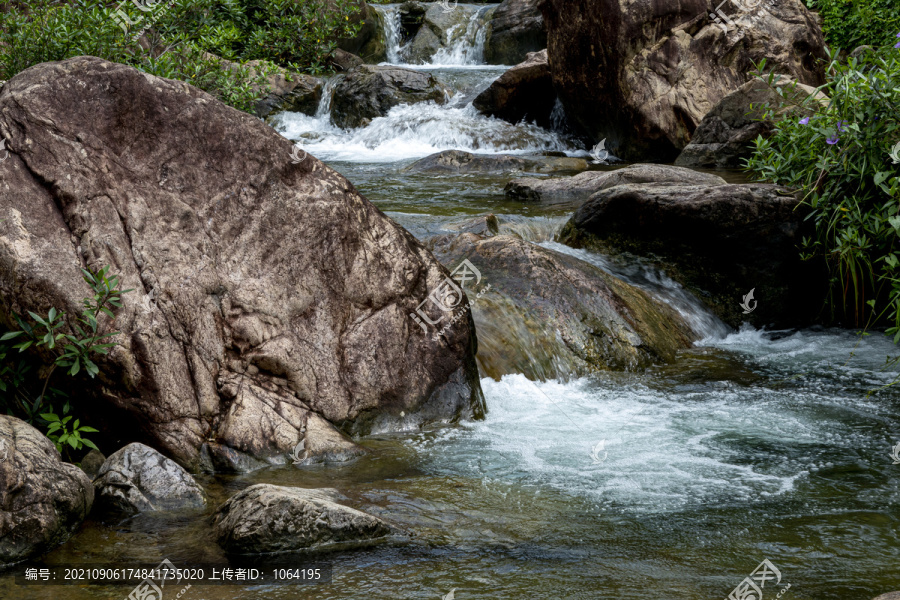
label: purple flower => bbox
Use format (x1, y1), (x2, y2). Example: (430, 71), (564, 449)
(826, 135), (839, 145)
(896, 32), (900, 48)
(799, 116), (810, 125)
(837, 121), (847, 132)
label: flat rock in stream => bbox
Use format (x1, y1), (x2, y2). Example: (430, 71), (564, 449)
(404, 150), (587, 174)
(93, 443), (206, 515)
(213, 484), (392, 554)
(427, 234), (695, 380)
(506, 164), (727, 204)
(0, 415), (94, 566)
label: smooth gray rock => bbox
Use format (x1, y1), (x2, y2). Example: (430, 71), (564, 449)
(213, 484), (392, 554)
(94, 443), (206, 515)
(0, 415), (94, 566)
(506, 164), (727, 204)
(79, 449), (106, 480)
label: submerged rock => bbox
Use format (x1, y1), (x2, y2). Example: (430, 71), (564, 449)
(0, 57), (483, 471)
(330, 65), (449, 128)
(213, 484), (392, 554)
(676, 77), (829, 168)
(506, 164), (727, 204)
(540, 0), (827, 161)
(557, 183), (826, 328)
(442, 214), (500, 238)
(93, 443), (206, 515)
(0, 415), (94, 566)
(473, 49), (554, 127)
(427, 234), (695, 380)
(484, 0), (546, 65)
(404, 150), (587, 174)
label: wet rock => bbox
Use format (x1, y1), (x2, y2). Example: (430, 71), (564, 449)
(404, 150), (587, 174)
(79, 449), (106, 480)
(557, 183), (826, 328)
(442, 214), (500, 237)
(0, 57), (483, 470)
(872, 593), (900, 600)
(506, 164), (727, 204)
(406, 25), (444, 63)
(403, 4), (489, 64)
(484, 0), (546, 65)
(428, 234), (695, 380)
(93, 443), (206, 515)
(337, 0), (387, 63)
(213, 484), (392, 554)
(331, 65), (449, 128)
(473, 49), (554, 127)
(540, 0), (827, 161)
(218, 57), (323, 118)
(676, 77), (829, 169)
(0, 415), (94, 566)
(331, 48), (365, 72)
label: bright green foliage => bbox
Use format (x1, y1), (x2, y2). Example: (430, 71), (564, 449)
(151, 0), (363, 74)
(0, 266), (131, 457)
(746, 45), (900, 335)
(0, 0), (361, 112)
(41, 403), (100, 459)
(806, 0), (900, 51)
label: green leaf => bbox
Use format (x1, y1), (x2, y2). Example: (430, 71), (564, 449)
(1, 331), (23, 341)
(81, 439), (99, 451)
(78, 426), (99, 433)
(40, 413), (59, 422)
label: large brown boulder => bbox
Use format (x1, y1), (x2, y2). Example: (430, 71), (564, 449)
(427, 234), (695, 380)
(675, 76), (829, 168)
(558, 183), (827, 328)
(0, 415), (94, 566)
(540, 0), (827, 161)
(484, 0), (546, 65)
(473, 49), (555, 127)
(0, 57), (483, 472)
(330, 65), (449, 128)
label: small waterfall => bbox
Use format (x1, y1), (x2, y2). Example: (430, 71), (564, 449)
(314, 76), (342, 119)
(375, 5), (404, 65)
(430, 5), (493, 66)
(540, 242), (731, 340)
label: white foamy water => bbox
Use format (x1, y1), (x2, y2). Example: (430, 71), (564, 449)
(272, 101), (574, 163)
(410, 328), (900, 514)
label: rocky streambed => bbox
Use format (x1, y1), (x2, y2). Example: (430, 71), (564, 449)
(1, 1), (899, 599)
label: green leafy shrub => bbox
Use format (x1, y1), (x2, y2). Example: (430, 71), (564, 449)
(806, 0), (900, 51)
(746, 44), (900, 333)
(0, 266), (131, 459)
(0, 0), (362, 111)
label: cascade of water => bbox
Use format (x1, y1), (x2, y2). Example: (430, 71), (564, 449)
(430, 5), (493, 66)
(314, 76), (342, 119)
(540, 241), (732, 340)
(374, 5), (405, 65)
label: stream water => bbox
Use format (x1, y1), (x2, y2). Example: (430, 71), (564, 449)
(4, 4), (900, 600)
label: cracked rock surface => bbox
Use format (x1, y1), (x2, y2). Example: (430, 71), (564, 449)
(0, 57), (483, 471)
(0, 415), (93, 566)
(93, 443), (206, 515)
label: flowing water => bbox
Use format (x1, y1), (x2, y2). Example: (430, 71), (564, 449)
(5, 5), (900, 600)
